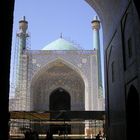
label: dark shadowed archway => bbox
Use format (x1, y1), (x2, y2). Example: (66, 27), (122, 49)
(3, 1), (140, 140)
(49, 88), (71, 134)
(126, 85), (140, 140)
(50, 87), (71, 111)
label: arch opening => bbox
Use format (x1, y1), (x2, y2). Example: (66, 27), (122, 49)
(126, 85), (140, 140)
(10, 0), (106, 138)
(50, 87), (71, 111)
(49, 88), (71, 135)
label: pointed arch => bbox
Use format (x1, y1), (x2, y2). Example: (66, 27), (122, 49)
(31, 57), (88, 88)
(49, 87), (71, 111)
(30, 58), (86, 111)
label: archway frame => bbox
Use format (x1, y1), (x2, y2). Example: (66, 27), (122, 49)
(30, 57), (89, 110)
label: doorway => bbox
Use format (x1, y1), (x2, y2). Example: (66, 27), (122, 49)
(49, 88), (71, 134)
(50, 87), (71, 111)
(126, 85), (140, 140)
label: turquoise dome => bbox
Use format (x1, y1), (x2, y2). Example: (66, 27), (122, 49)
(42, 38), (79, 50)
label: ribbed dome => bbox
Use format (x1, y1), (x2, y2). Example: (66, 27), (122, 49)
(42, 38), (79, 50)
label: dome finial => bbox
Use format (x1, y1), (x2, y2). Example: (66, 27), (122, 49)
(60, 33), (63, 38)
(22, 16), (26, 21)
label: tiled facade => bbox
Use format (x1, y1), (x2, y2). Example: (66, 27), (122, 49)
(12, 50), (104, 112)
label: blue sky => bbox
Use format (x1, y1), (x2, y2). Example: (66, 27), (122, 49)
(12, 0), (103, 50)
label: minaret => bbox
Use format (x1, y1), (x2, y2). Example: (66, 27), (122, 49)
(17, 16), (29, 50)
(16, 16), (29, 88)
(91, 16), (103, 97)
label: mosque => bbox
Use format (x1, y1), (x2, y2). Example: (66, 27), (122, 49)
(10, 16), (104, 111)
(1, 1), (140, 140)
(9, 16), (104, 135)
